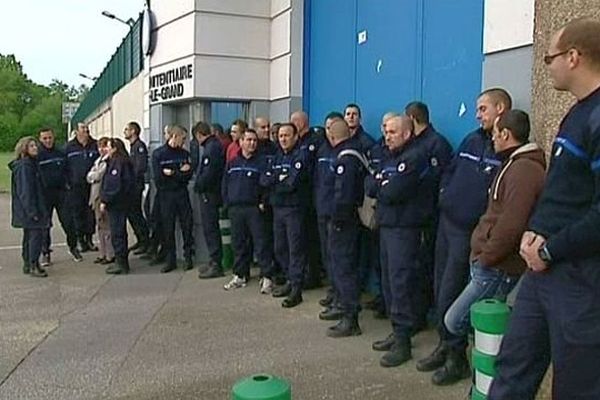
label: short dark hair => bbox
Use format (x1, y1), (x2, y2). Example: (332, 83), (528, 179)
(38, 127), (54, 136)
(211, 123), (224, 136)
(243, 129), (258, 139)
(480, 88), (513, 110)
(405, 101), (430, 124)
(344, 103), (362, 118)
(325, 111), (344, 122)
(245, 128), (257, 134)
(278, 122), (298, 136)
(232, 119), (248, 132)
(497, 109), (530, 143)
(127, 121), (141, 136)
(193, 121), (212, 137)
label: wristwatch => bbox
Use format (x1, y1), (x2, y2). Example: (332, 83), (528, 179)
(538, 244), (553, 265)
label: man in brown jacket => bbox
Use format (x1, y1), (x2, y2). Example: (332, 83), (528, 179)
(429, 109), (546, 385)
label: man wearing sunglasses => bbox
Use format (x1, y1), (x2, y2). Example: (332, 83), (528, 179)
(489, 18), (600, 400)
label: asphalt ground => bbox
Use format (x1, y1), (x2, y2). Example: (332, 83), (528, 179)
(0, 194), (469, 400)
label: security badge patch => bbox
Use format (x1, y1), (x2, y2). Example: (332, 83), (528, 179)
(111, 169), (118, 176)
(336, 165), (345, 175)
(309, 144), (315, 152)
(294, 161), (302, 170)
(203, 158), (210, 165)
(431, 157), (438, 167)
(397, 162), (406, 172)
(139, 146), (145, 153)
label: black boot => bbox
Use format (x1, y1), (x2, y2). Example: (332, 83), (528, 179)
(29, 262), (48, 278)
(198, 261), (224, 279)
(416, 340), (448, 372)
(272, 281), (291, 298)
(380, 335), (411, 367)
(106, 257), (128, 275)
(23, 260), (30, 274)
(183, 255), (194, 271)
(319, 305), (344, 321)
(85, 235), (98, 252)
(319, 290), (335, 307)
(282, 286), (303, 308)
(372, 332), (395, 352)
(326, 315), (361, 338)
(431, 348), (471, 386)
(161, 264), (177, 273)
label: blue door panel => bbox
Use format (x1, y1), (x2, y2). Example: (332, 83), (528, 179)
(421, 0), (484, 147)
(355, 0), (420, 140)
(306, 0), (357, 126)
(211, 102), (243, 129)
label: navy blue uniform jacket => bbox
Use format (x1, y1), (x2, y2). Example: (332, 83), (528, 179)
(129, 138), (149, 185)
(222, 152), (267, 206)
(194, 135), (225, 204)
(438, 128), (500, 230)
(101, 157), (134, 211)
(260, 144), (310, 208)
(37, 145), (67, 190)
(65, 138), (99, 188)
(152, 144), (193, 191)
(331, 138), (366, 223)
(10, 157), (50, 229)
(314, 141), (335, 218)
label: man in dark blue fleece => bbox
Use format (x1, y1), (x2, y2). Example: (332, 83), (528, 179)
(417, 88), (512, 385)
(489, 18), (600, 400)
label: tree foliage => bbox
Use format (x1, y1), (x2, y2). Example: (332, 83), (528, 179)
(0, 54), (89, 151)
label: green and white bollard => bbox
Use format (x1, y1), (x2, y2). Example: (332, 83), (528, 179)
(232, 374), (291, 400)
(470, 299), (511, 399)
(219, 208), (233, 271)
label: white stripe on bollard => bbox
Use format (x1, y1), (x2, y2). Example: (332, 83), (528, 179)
(222, 236), (232, 245)
(475, 330), (503, 356)
(219, 220), (231, 229)
(475, 369), (493, 395)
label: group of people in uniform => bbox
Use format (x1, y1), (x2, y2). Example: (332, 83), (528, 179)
(9, 17), (600, 400)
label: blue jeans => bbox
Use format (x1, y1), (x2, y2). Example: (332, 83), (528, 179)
(444, 262), (518, 340)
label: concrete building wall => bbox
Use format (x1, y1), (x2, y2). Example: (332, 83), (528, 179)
(111, 74), (145, 144)
(483, 0), (534, 111)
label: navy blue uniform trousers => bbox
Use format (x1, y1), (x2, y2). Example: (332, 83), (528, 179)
(127, 183), (149, 244)
(328, 219), (360, 315)
(159, 188), (194, 267)
(318, 217), (335, 295)
(273, 207), (306, 289)
(68, 184), (95, 237)
(434, 214), (471, 350)
(229, 205), (273, 279)
(108, 209), (128, 259)
(22, 228), (44, 265)
(489, 261), (600, 400)
(199, 195), (222, 266)
(380, 226), (420, 338)
(42, 188), (77, 252)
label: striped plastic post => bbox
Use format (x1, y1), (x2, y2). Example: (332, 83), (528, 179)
(232, 374), (291, 400)
(219, 208), (233, 270)
(470, 299), (511, 399)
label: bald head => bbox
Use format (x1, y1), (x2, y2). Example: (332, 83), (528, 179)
(290, 111), (309, 136)
(329, 119), (351, 147)
(384, 116), (414, 151)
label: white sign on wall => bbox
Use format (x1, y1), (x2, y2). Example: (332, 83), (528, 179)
(484, 0), (534, 54)
(149, 63), (194, 104)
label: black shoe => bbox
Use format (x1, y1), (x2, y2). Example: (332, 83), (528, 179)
(319, 291), (335, 307)
(22, 262), (30, 275)
(132, 242), (148, 255)
(160, 264), (177, 274)
(29, 262), (48, 278)
(198, 263), (224, 279)
(69, 247), (83, 262)
(149, 256), (166, 266)
(319, 306), (344, 321)
(94, 257), (106, 264)
(101, 257), (115, 265)
(372, 332), (395, 352)
(326, 316), (362, 338)
(380, 336), (412, 367)
(416, 341), (448, 372)
(282, 287), (303, 308)
(183, 256), (194, 271)
(272, 282), (291, 298)
(106, 258), (129, 275)
(431, 348), (471, 386)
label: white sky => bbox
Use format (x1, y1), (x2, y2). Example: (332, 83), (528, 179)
(0, 0), (145, 87)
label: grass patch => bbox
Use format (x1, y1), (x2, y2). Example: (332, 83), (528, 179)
(0, 152), (13, 193)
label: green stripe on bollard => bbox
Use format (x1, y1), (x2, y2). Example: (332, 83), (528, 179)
(471, 387), (487, 400)
(232, 374), (291, 400)
(470, 299), (510, 334)
(472, 348), (496, 377)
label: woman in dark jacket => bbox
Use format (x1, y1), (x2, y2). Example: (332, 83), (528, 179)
(10, 136), (50, 277)
(100, 138), (134, 274)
